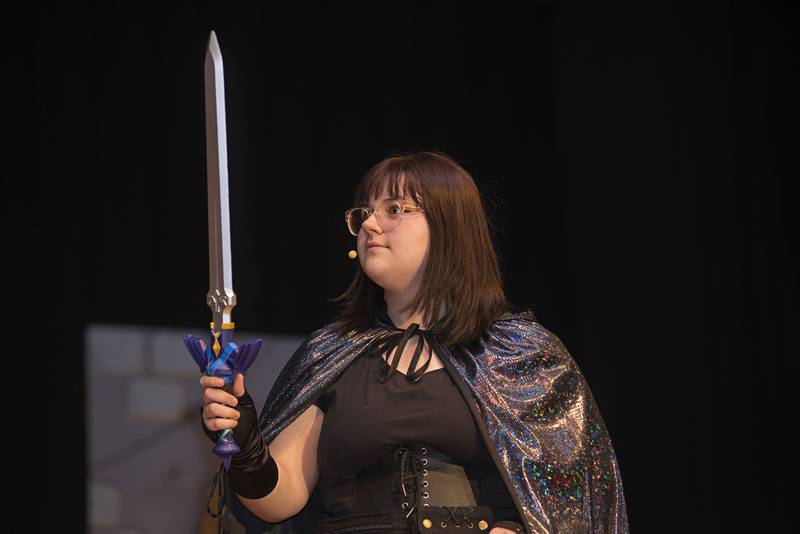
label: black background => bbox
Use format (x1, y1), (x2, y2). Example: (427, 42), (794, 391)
(9, 1), (797, 532)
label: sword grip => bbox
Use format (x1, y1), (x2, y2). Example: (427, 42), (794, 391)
(220, 380), (235, 397)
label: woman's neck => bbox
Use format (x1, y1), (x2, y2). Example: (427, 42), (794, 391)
(384, 289), (445, 331)
(384, 293), (426, 330)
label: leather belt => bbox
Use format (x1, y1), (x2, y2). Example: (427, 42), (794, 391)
(314, 443), (522, 534)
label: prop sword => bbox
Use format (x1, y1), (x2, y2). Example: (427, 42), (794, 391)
(183, 30), (263, 472)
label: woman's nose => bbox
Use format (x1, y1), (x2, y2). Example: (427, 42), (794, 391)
(360, 211), (382, 234)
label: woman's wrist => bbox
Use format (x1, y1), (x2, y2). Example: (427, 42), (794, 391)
(492, 519), (525, 533)
(228, 437), (280, 499)
(199, 386), (279, 500)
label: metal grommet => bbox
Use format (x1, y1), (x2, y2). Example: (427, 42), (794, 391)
(440, 521), (448, 528)
(423, 480), (429, 487)
(422, 469), (428, 475)
(423, 491), (429, 498)
(423, 503), (430, 507)
(401, 502), (409, 509)
(421, 458), (428, 465)
(420, 447), (427, 454)
(467, 522), (474, 528)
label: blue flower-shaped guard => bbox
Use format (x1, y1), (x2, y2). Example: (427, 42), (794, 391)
(183, 328), (263, 471)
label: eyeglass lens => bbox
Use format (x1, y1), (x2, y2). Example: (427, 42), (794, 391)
(347, 202), (404, 235)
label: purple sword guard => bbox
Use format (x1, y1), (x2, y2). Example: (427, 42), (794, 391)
(184, 326), (263, 471)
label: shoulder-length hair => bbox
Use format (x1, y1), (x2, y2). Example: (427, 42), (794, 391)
(330, 150), (511, 347)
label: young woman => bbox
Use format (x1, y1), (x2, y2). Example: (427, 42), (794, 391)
(200, 151), (628, 533)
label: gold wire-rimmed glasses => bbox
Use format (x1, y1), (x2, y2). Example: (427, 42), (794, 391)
(344, 200), (425, 236)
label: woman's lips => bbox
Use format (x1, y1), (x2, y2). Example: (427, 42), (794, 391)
(366, 243), (386, 249)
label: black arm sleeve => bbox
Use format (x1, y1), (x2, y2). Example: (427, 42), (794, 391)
(312, 387), (333, 413)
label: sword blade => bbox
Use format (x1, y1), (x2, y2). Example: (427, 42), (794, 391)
(204, 30), (236, 332)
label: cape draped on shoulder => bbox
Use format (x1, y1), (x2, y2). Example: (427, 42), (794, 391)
(222, 311), (628, 534)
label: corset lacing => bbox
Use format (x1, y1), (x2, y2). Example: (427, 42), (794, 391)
(393, 444), (477, 529)
(394, 444), (428, 520)
(441, 506), (476, 528)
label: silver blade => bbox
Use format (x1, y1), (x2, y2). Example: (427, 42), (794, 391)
(204, 30), (236, 333)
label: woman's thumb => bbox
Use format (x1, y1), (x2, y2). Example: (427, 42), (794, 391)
(233, 372), (246, 398)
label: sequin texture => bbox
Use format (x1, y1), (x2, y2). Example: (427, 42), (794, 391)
(241, 312), (628, 533)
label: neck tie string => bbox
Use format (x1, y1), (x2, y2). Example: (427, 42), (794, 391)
(374, 323), (434, 383)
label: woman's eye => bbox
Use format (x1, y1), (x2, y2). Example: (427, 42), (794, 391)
(387, 203), (403, 216)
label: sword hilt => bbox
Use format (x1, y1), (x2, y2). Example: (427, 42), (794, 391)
(204, 322), (244, 470)
(184, 321), (262, 470)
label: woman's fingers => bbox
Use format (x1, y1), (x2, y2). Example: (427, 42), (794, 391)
(200, 373), (245, 398)
(199, 373), (242, 433)
(203, 412), (239, 431)
(201, 385), (238, 407)
(199, 376), (238, 405)
(205, 401), (241, 420)
(232, 372), (245, 398)
(199, 375), (226, 389)
(202, 401), (241, 431)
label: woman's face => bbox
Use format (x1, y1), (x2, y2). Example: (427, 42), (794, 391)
(357, 182), (430, 294)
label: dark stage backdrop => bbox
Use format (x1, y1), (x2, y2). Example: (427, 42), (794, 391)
(13, 1), (796, 532)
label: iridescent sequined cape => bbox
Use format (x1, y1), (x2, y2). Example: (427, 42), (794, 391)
(222, 311), (628, 534)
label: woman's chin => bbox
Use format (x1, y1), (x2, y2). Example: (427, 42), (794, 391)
(362, 264), (393, 287)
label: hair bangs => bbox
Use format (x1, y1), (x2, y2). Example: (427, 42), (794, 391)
(356, 158), (425, 208)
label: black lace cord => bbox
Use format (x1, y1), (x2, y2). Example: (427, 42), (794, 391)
(394, 445), (425, 519)
(460, 506), (476, 528)
(406, 330), (433, 382)
(439, 505), (478, 528)
(392, 446), (489, 530)
(442, 506), (460, 526)
(375, 324), (434, 383)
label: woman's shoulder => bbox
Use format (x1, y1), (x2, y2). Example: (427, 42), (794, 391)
(298, 319), (383, 361)
(495, 307), (537, 325)
(488, 308), (573, 362)
(270, 322), (366, 392)
(491, 306), (549, 339)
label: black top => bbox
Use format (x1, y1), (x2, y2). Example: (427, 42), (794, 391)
(311, 341), (521, 525)
(314, 350), (495, 478)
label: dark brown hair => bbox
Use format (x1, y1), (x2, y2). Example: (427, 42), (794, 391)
(330, 150), (511, 347)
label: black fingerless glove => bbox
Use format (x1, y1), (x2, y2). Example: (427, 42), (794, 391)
(200, 383), (259, 447)
(200, 386), (279, 499)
